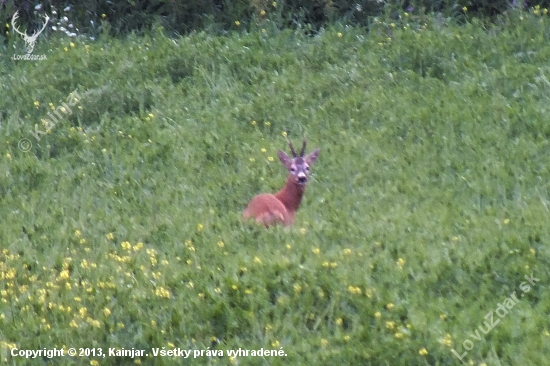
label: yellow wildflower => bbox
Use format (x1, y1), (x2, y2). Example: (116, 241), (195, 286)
(79, 307), (87, 317)
(440, 333), (452, 347)
(58, 270), (69, 281)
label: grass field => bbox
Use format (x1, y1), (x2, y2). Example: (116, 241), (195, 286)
(1, 8), (550, 365)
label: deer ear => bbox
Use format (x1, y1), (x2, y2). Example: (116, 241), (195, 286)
(278, 150), (293, 169)
(305, 148), (320, 165)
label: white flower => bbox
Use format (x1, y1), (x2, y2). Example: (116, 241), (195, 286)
(64, 6), (71, 11)
(52, 26), (57, 31)
(60, 26), (66, 32)
(35, 4), (43, 10)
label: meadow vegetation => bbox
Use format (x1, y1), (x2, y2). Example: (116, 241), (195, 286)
(1, 6), (550, 366)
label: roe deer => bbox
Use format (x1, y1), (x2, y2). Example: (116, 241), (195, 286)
(243, 139), (320, 227)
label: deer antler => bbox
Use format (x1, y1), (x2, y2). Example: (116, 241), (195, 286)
(27, 14), (49, 42)
(288, 140), (297, 157)
(11, 11), (27, 38)
(299, 138), (307, 157)
(35, 14), (50, 37)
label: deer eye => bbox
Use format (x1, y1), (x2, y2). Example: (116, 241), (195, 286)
(290, 167), (296, 173)
(306, 166), (310, 171)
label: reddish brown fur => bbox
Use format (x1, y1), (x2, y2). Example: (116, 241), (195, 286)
(243, 140), (320, 227)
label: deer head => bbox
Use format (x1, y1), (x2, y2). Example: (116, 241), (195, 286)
(278, 139), (320, 186)
(12, 11), (50, 54)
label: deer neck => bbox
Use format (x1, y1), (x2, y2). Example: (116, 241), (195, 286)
(275, 175), (306, 214)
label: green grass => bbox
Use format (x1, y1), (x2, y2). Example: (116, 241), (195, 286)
(1, 9), (550, 366)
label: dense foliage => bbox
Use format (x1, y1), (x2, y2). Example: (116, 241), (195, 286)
(1, 0), (550, 38)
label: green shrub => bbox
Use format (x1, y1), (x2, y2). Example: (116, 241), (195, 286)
(1, 0), (550, 38)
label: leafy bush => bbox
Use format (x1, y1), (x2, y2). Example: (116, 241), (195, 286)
(1, 0), (550, 38)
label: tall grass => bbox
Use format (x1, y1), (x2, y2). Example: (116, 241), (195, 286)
(1, 8), (549, 365)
